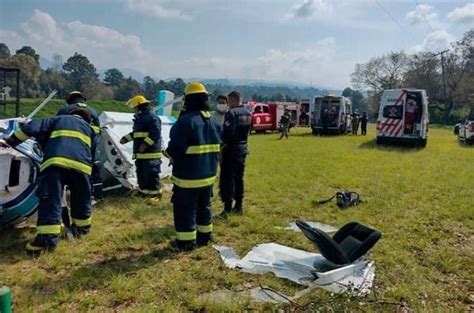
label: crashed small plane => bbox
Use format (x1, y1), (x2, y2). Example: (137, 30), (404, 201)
(0, 90), (180, 228)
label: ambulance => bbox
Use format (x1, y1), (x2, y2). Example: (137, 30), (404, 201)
(310, 95), (352, 135)
(376, 89), (429, 146)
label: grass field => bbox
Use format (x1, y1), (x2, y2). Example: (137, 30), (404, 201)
(0, 124), (473, 311)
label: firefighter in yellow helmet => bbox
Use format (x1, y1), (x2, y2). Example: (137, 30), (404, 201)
(120, 95), (163, 201)
(165, 82), (222, 250)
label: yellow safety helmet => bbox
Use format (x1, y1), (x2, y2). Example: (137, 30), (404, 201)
(128, 95), (150, 108)
(184, 82), (209, 96)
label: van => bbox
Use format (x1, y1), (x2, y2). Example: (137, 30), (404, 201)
(376, 89), (429, 146)
(310, 95), (352, 135)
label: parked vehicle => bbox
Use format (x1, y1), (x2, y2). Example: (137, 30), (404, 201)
(249, 102), (299, 133)
(310, 95), (352, 135)
(458, 117), (474, 145)
(376, 89), (429, 146)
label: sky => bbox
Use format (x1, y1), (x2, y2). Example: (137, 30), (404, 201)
(0, 0), (473, 88)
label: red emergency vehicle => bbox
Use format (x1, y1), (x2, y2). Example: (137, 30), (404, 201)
(248, 102), (299, 132)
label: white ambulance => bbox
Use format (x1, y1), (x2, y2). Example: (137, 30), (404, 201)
(376, 89), (429, 146)
(310, 95), (352, 135)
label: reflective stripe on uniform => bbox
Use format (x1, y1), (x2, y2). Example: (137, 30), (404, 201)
(176, 230), (197, 241)
(122, 133), (133, 142)
(73, 217), (92, 227)
(37, 224), (61, 235)
(40, 157), (92, 175)
(144, 137), (155, 145)
(200, 111), (211, 118)
(133, 152), (162, 159)
(50, 130), (91, 147)
(133, 132), (149, 138)
(14, 128), (29, 141)
(91, 125), (101, 134)
(197, 224), (213, 233)
(185, 144), (220, 154)
(171, 175), (216, 188)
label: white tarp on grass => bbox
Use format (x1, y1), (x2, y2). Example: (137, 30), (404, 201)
(214, 243), (375, 294)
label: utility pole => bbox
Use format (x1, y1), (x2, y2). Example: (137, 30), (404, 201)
(431, 49), (449, 102)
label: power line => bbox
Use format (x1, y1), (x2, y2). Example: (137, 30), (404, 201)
(414, 0), (434, 32)
(375, 0), (404, 30)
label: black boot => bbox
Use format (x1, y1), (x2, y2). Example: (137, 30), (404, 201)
(196, 232), (213, 247)
(233, 199), (244, 215)
(215, 201), (233, 220)
(170, 239), (196, 251)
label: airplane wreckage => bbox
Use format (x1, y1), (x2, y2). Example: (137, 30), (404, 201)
(0, 90), (180, 228)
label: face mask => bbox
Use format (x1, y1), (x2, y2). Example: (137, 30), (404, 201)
(217, 104), (228, 112)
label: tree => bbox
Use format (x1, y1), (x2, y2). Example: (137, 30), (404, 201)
(274, 92), (287, 101)
(104, 68), (124, 87)
(0, 43), (10, 59)
(115, 77), (141, 101)
(39, 68), (67, 97)
(351, 51), (408, 116)
(0, 54), (41, 97)
(143, 76), (157, 99)
(15, 46), (39, 62)
(52, 54), (63, 72)
(441, 30), (474, 123)
(63, 52), (99, 93)
(342, 87), (365, 111)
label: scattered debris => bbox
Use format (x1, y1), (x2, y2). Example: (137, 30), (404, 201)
(214, 243), (375, 294)
(278, 221), (337, 233)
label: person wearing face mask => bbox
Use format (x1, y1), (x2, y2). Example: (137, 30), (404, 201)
(212, 95), (229, 129)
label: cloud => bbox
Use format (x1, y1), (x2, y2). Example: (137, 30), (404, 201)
(1, 10), (155, 73)
(409, 30), (455, 54)
(447, 3), (474, 24)
(173, 37), (351, 87)
(289, 0), (334, 19)
(126, 0), (192, 20)
(405, 4), (438, 26)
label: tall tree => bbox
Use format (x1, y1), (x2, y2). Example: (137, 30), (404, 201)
(441, 30), (474, 123)
(52, 54), (63, 72)
(0, 43), (10, 59)
(104, 68), (125, 87)
(0, 54), (41, 97)
(15, 46), (40, 62)
(351, 51), (408, 116)
(143, 76), (157, 99)
(63, 52), (99, 92)
(115, 77), (141, 101)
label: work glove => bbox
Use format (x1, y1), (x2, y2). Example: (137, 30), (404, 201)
(119, 137), (128, 144)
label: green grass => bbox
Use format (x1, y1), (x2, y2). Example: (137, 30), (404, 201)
(0, 126), (473, 311)
(0, 98), (132, 119)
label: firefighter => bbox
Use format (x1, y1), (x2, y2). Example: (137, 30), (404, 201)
(217, 90), (251, 218)
(120, 95), (163, 202)
(360, 112), (368, 135)
(212, 95), (228, 129)
(58, 91), (103, 200)
(352, 109), (360, 135)
(278, 110), (291, 139)
(5, 109), (96, 253)
(165, 82), (221, 251)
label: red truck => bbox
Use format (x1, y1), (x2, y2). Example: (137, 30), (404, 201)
(248, 102), (299, 133)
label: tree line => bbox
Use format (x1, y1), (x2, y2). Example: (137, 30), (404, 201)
(350, 30), (473, 124)
(0, 43), (328, 105)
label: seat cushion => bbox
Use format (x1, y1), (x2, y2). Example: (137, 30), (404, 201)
(333, 222), (382, 263)
(296, 220), (350, 265)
